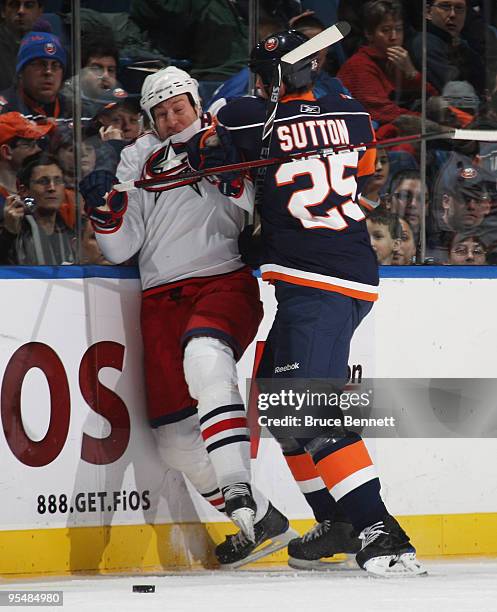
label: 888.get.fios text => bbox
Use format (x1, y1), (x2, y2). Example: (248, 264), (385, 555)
(37, 490), (150, 515)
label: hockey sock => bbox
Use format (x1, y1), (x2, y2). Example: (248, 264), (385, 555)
(197, 441), (268, 521)
(184, 337), (252, 489)
(201, 487), (226, 513)
(283, 447), (344, 523)
(199, 403), (251, 488)
(153, 415), (230, 516)
(307, 432), (387, 532)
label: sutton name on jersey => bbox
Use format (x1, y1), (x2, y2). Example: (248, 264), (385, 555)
(216, 91), (380, 302)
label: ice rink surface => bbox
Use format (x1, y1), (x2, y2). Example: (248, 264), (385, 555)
(1, 559), (497, 612)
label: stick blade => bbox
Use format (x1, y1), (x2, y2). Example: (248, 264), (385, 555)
(281, 21), (350, 65)
(452, 128), (497, 141)
(335, 20), (352, 38)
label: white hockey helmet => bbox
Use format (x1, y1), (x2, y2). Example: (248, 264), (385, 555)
(140, 66), (201, 129)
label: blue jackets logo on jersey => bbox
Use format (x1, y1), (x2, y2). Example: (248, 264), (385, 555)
(140, 144), (193, 193)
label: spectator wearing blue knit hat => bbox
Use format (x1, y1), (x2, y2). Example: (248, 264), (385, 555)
(0, 31), (69, 120)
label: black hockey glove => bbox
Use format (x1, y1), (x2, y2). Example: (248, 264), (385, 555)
(186, 124), (245, 197)
(238, 224), (264, 270)
(79, 170), (127, 233)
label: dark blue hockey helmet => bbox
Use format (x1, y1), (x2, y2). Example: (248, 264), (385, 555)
(249, 30), (318, 90)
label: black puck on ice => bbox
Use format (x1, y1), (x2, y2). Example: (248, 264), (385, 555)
(132, 585), (155, 593)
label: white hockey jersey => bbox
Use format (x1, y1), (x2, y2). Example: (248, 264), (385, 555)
(116, 131), (160, 183)
(96, 118), (254, 291)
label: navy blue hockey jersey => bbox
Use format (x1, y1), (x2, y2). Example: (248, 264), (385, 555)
(217, 91), (379, 302)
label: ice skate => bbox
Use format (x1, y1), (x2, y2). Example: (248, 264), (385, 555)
(216, 502), (298, 569)
(287, 519), (360, 570)
(222, 483), (257, 542)
(356, 515), (427, 577)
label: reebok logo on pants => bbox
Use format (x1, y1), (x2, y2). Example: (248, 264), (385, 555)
(274, 362), (300, 374)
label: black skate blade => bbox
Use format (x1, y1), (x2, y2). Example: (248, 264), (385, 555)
(219, 527), (299, 570)
(288, 553), (357, 571)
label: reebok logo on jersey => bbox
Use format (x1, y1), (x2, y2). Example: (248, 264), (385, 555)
(300, 104), (320, 114)
(274, 362), (300, 373)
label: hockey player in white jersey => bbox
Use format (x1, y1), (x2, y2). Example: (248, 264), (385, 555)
(79, 67), (296, 567)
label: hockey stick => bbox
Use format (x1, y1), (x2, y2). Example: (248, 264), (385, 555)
(253, 59), (282, 231)
(114, 128), (497, 193)
(115, 21), (352, 199)
(281, 21), (351, 66)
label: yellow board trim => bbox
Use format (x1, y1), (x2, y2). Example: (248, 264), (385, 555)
(1, 513), (497, 577)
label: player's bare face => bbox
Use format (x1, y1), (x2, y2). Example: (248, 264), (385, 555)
(152, 95), (198, 140)
(367, 16), (404, 56)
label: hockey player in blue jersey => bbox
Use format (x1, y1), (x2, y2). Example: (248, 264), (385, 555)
(186, 29), (425, 577)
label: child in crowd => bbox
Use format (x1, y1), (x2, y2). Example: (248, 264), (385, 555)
(393, 217), (416, 265)
(366, 209), (401, 265)
(362, 148), (391, 208)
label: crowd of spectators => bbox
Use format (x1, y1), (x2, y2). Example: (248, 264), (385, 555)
(0, 0), (496, 266)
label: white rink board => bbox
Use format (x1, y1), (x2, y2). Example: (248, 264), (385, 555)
(0, 272), (496, 531)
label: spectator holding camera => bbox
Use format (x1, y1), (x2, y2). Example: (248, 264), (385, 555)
(0, 111), (52, 221)
(0, 151), (74, 264)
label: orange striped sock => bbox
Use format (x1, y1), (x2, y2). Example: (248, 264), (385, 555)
(312, 437), (386, 530)
(313, 438), (377, 500)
